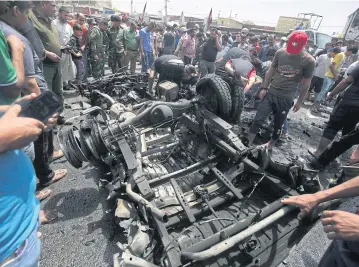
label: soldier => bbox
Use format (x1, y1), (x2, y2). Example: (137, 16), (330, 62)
(108, 15), (125, 74)
(102, 20), (110, 76)
(89, 19), (108, 79)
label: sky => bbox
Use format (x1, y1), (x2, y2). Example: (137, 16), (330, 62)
(112, 0), (359, 35)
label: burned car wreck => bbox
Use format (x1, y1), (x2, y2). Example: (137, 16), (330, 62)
(60, 74), (330, 267)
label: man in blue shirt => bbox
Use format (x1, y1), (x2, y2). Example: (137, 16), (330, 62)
(259, 34), (279, 62)
(140, 21), (156, 73)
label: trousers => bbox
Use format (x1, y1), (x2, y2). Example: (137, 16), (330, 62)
(0, 222), (40, 267)
(33, 130), (54, 186)
(322, 102), (359, 140)
(317, 126), (359, 166)
(108, 53), (124, 74)
(141, 51), (153, 73)
(72, 58), (84, 85)
(199, 59), (215, 77)
(90, 53), (105, 79)
(123, 50), (138, 74)
(315, 76), (335, 104)
(42, 64), (63, 103)
(249, 92), (293, 140)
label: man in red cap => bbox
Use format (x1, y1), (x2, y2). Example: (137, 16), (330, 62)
(247, 31), (315, 149)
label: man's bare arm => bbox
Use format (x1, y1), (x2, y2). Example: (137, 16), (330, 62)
(297, 77), (311, 103)
(224, 62), (234, 76)
(328, 62), (337, 77)
(261, 66), (276, 88)
(244, 76), (256, 93)
(5, 35), (25, 97)
(329, 75), (353, 97)
(24, 77), (41, 96)
(315, 175), (359, 203)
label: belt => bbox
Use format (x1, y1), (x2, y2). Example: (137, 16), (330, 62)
(128, 49), (138, 51)
(0, 240), (27, 267)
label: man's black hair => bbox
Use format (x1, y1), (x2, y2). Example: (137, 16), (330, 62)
(325, 42), (333, 47)
(222, 34), (229, 42)
(173, 23), (178, 28)
(331, 37), (338, 42)
(9, 1), (32, 12)
(348, 47), (358, 54)
(111, 15), (122, 22)
(166, 25), (171, 31)
(332, 47), (342, 53)
(110, 14), (115, 21)
(73, 24), (83, 31)
(59, 6), (69, 13)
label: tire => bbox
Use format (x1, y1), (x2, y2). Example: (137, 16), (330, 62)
(231, 84), (244, 123)
(196, 74), (232, 120)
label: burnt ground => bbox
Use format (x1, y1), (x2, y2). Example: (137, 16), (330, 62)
(38, 79), (359, 267)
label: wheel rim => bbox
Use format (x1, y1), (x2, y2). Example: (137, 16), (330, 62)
(199, 86), (218, 113)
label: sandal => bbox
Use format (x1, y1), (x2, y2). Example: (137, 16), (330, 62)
(40, 210), (58, 224)
(41, 169), (68, 187)
(52, 150), (64, 161)
(36, 188), (52, 201)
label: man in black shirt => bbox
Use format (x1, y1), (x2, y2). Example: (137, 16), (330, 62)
(309, 64), (359, 169)
(147, 55), (196, 95)
(163, 26), (175, 55)
(199, 28), (222, 77)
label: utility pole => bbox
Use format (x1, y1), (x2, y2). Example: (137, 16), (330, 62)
(164, 0), (168, 24)
(131, 0), (133, 15)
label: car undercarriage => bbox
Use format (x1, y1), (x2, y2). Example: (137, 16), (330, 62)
(59, 73), (333, 267)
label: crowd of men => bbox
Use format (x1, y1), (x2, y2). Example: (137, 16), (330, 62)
(0, 1), (359, 267)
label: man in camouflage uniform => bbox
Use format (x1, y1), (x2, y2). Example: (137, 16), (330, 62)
(89, 19), (108, 79)
(102, 21), (110, 76)
(108, 15), (125, 74)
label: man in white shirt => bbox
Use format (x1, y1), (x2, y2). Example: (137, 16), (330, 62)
(52, 6), (75, 87)
(310, 50), (333, 100)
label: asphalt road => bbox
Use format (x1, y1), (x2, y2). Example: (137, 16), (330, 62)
(38, 81), (358, 267)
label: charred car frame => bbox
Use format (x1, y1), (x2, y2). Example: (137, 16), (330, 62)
(59, 74), (331, 267)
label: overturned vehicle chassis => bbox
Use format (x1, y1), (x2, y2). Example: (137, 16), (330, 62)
(60, 92), (323, 267)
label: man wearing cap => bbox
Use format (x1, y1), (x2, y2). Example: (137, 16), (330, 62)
(108, 15), (125, 74)
(89, 19), (106, 79)
(241, 28), (249, 42)
(247, 31), (315, 149)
